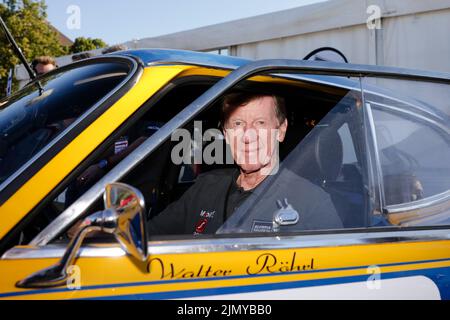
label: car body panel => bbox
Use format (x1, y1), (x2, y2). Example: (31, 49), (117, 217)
(0, 236), (449, 299)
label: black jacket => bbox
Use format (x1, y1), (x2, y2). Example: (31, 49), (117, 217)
(147, 168), (343, 236)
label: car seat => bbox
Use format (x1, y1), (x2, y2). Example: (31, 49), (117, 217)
(287, 122), (366, 227)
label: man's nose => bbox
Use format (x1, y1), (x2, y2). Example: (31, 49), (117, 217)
(242, 127), (258, 143)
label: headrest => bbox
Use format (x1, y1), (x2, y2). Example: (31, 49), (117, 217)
(314, 125), (343, 183)
(285, 124), (343, 186)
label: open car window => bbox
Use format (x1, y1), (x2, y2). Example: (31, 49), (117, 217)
(217, 80), (368, 233)
(52, 73), (371, 240)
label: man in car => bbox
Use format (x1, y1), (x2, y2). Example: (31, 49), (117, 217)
(147, 92), (342, 235)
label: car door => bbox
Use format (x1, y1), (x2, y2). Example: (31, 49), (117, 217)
(0, 60), (449, 300)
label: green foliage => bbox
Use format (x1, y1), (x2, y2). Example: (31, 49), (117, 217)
(0, 0), (68, 94)
(70, 37), (107, 54)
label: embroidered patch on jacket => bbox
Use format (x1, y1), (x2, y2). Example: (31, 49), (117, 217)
(195, 218), (208, 234)
(193, 210), (216, 235)
(251, 220), (273, 233)
(200, 210), (215, 219)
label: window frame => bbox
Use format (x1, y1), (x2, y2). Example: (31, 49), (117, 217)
(364, 94), (450, 226)
(30, 59), (450, 246)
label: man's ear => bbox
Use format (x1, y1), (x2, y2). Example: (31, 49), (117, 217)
(277, 119), (288, 142)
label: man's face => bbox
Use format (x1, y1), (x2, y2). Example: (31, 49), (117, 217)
(224, 96), (287, 174)
(35, 63), (56, 76)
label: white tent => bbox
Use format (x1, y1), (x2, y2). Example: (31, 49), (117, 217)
(124, 0), (450, 73)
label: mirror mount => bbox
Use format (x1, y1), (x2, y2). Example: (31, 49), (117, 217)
(16, 183), (148, 289)
(16, 211), (104, 288)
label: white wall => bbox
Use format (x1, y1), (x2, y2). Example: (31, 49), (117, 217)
(382, 8), (450, 72)
(233, 8), (450, 73)
(234, 24), (372, 64)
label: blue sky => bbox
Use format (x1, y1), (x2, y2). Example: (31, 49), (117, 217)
(45, 0), (327, 45)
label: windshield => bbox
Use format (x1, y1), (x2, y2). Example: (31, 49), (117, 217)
(0, 61), (131, 185)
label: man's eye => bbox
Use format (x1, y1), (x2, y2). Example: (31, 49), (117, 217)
(234, 121), (243, 127)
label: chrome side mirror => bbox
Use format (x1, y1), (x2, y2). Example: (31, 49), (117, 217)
(16, 183), (148, 289)
(104, 183), (148, 261)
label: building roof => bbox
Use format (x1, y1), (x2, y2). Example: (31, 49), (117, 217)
(48, 24), (73, 47)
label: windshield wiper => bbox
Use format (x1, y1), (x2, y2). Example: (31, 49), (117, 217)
(0, 15), (44, 95)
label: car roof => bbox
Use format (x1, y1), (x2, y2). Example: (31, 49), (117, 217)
(115, 48), (251, 69)
(109, 49), (449, 121)
(112, 48), (362, 89)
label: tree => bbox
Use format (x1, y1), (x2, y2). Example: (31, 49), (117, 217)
(70, 37), (107, 54)
(0, 0), (67, 94)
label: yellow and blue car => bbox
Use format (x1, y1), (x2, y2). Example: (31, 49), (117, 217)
(0, 49), (449, 299)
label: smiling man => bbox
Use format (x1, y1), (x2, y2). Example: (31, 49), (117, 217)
(222, 93), (287, 188)
(147, 91), (341, 235)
